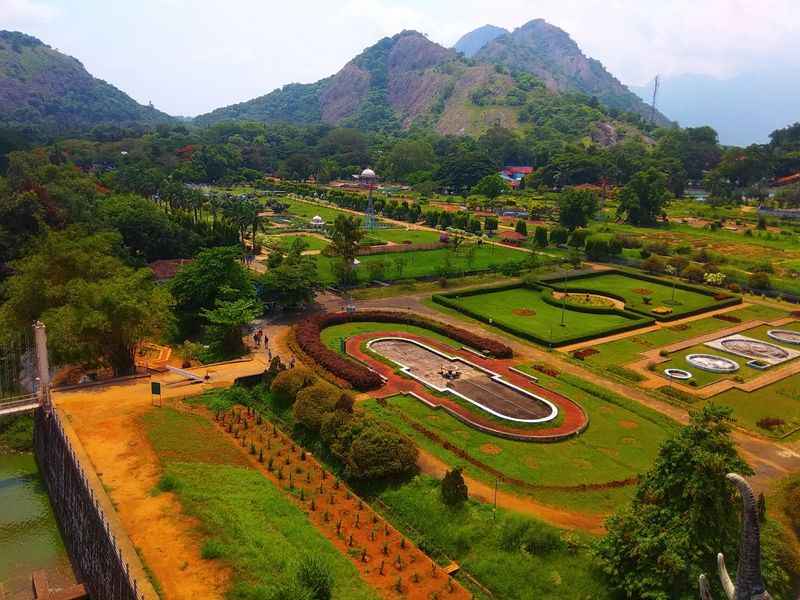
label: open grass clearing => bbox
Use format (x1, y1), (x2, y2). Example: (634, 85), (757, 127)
(266, 234), (329, 252)
(142, 408), (379, 600)
(370, 229), (442, 244)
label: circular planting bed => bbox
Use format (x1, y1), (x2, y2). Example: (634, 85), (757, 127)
(664, 368), (693, 380)
(512, 308), (536, 316)
(767, 329), (800, 345)
(686, 354), (740, 373)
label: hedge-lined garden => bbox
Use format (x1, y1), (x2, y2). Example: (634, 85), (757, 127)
(294, 310), (513, 390)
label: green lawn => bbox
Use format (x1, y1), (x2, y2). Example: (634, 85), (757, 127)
(315, 244), (529, 285)
(441, 286), (647, 345)
(558, 272), (721, 318)
(363, 370), (676, 513)
(142, 409), (379, 600)
(582, 303), (788, 369)
(283, 197), (361, 223)
(321, 322), (461, 353)
(367, 475), (613, 600)
(265, 234), (329, 252)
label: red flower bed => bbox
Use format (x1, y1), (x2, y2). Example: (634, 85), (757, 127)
(532, 364), (560, 377)
(295, 311), (513, 391)
(572, 348), (599, 360)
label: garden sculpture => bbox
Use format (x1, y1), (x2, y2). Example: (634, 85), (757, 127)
(698, 473), (771, 600)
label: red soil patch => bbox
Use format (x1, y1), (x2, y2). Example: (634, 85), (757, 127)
(512, 308), (537, 317)
(619, 420), (639, 430)
(632, 288), (654, 296)
(216, 407), (471, 600)
(479, 443), (503, 455)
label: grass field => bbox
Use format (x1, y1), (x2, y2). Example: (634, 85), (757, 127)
(363, 369), (676, 513)
(264, 234), (329, 251)
(315, 244), (529, 285)
(142, 409), (379, 600)
(557, 272), (721, 317)
(321, 322), (462, 353)
(441, 286), (647, 345)
(367, 475), (613, 600)
(370, 229), (442, 244)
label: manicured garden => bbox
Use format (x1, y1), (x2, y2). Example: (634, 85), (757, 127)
(142, 408), (380, 600)
(550, 271), (736, 319)
(434, 284), (651, 346)
(272, 234), (329, 251)
(321, 322), (461, 353)
(370, 229), (442, 245)
(363, 369), (677, 513)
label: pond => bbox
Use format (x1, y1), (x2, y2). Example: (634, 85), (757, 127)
(0, 452), (75, 598)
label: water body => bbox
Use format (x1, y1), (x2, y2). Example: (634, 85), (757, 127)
(0, 452), (75, 599)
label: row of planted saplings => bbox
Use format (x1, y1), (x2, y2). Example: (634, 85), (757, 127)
(215, 406), (466, 599)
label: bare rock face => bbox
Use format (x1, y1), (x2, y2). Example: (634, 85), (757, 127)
(591, 122), (619, 147)
(320, 64), (370, 123)
(387, 32), (454, 75)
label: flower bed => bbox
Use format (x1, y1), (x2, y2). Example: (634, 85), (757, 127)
(294, 311), (513, 391)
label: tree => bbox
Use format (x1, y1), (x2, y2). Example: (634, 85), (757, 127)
(641, 255), (666, 274)
(557, 188), (599, 231)
(0, 228), (171, 375)
(471, 174), (507, 200)
(533, 226), (549, 248)
(484, 216), (499, 233)
(617, 168), (671, 226)
(748, 271), (771, 291)
(329, 215), (364, 286)
(260, 253), (319, 310)
(170, 246), (254, 335)
(595, 405), (752, 600)
(515, 220), (528, 236)
(441, 467), (469, 506)
(549, 226), (568, 246)
(201, 298), (259, 359)
(293, 383), (341, 433)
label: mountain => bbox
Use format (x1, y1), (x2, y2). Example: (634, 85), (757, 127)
(474, 19), (671, 127)
(453, 25), (509, 58)
(196, 27), (657, 143)
(631, 70), (800, 146)
(0, 31), (172, 135)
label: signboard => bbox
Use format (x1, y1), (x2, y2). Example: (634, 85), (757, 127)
(151, 381), (161, 396)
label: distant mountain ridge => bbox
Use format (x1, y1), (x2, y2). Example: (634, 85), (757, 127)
(453, 25), (509, 58)
(631, 70), (800, 146)
(197, 21), (667, 139)
(0, 30), (172, 135)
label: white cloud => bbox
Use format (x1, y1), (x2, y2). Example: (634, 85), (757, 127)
(0, 0), (58, 24)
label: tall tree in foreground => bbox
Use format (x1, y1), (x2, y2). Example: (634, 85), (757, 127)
(594, 405), (796, 600)
(329, 215), (363, 286)
(557, 188), (599, 231)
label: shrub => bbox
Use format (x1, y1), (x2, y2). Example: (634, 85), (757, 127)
(534, 226), (549, 247)
(641, 255), (665, 274)
(667, 255), (689, 273)
(606, 364), (645, 382)
(498, 515), (564, 554)
(346, 422), (418, 479)
(157, 473), (181, 493)
(293, 383), (341, 433)
(585, 235), (621, 260)
(757, 417), (785, 431)
(644, 241), (671, 256)
(201, 538), (224, 560)
(568, 228), (589, 248)
(296, 555), (332, 600)
(549, 226), (568, 245)
(680, 264), (705, 284)
(270, 368), (317, 405)
(441, 467), (469, 506)
(748, 271), (771, 290)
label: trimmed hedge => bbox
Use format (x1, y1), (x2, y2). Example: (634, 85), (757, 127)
(294, 310), (514, 391)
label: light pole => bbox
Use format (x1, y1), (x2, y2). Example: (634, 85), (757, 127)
(666, 265), (677, 304)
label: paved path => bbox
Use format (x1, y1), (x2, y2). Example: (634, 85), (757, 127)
(319, 293), (800, 493)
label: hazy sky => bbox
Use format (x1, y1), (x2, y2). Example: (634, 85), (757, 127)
(3, 0), (799, 116)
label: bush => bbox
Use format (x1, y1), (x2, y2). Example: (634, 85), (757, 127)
(585, 235), (621, 261)
(293, 383), (343, 433)
(0, 415), (34, 452)
(568, 228), (589, 248)
(347, 422), (418, 479)
(549, 226), (568, 245)
(498, 515), (564, 554)
(296, 555), (332, 600)
(270, 368), (317, 405)
(641, 255), (665, 274)
(441, 467), (469, 506)
(748, 271), (771, 290)
(680, 264), (705, 284)
(667, 255), (689, 272)
(201, 538), (224, 560)
(533, 226), (549, 247)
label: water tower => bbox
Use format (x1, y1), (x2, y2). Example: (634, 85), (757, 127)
(358, 168), (378, 230)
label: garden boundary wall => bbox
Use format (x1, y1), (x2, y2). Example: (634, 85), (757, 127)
(34, 406), (158, 600)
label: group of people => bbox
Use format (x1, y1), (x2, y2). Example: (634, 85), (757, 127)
(252, 327), (295, 368)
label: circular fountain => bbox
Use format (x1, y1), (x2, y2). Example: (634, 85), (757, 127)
(686, 354), (740, 373)
(719, 338), (789, 361)
(664, 368), (692, 380)
(767, 329), (800, 345)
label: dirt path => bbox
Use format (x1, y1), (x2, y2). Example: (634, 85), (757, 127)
(416, 450), (605, 534)
(53, 360), (268, 600)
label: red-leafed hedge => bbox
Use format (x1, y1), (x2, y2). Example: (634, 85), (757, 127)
(295, 310), (514, 391)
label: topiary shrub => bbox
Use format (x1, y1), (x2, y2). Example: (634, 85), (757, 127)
(270, 368), (316, 405)
(293, 382), (340, 433)
(346, 422), (418, 479)
(680, 264), (705, 284)
(549, 226), (568, 245)
(441, 467), (469, 506)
